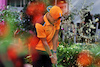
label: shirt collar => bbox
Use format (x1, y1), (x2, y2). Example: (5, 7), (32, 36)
(43, 13), (60, 26)
(43, 13), (52, 25)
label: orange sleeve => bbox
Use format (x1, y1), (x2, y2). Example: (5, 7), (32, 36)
(35, 23), (46, 38)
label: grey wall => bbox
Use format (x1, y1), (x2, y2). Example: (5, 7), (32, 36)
(70, 0), (100, 15)
(69, 0), (100, 23)
(69, 0), (100, 40)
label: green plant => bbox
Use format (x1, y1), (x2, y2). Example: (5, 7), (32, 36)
(0, 8), (20, 54)
(57, 42), (100, 67)
(57, 42), (99, 67)
(57, 43), (81, 66)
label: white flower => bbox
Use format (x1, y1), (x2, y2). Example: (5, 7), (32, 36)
(59, 45), (64, 48)
(87, 25), (89, 27)
(86, 30), (89, 33)
(89, 28), (91, 32)
(7, 6), (10, 9)
(80, 28), (83, 32)
(80, 33), (83, 36)
(68, 28), (71, 31)
(89, 19), (92, 24)
(90, 25), (96, 29)
(95, 18), (99, 22)
(67, 51), (69, 53)
(70, 33), (73, 36)
(85, 39), (87, 41)
(67, 36), (69, 38)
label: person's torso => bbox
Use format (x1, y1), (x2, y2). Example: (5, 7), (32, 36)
(35, 14), (60, 51)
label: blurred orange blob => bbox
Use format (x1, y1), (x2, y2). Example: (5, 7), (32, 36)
(58, 2), (66, 9)
(7, 47), (17, 61)
(0, 21), (9, 37)
(53, 0), (66, 8)
(7, 38), (26, 67)
(27, 35), (39, 62)
(36, 2), (46, 14)
(26, 2), (36, 16)
(52, 0), (69, 14)
(26, 2), (46, 16)
(27, 35), (39, 49)
(32, 14), (43, 24)
(77, 50), (93, 67)
(7, 38), (25, 61)
(7, 45), (24, 67)
(15, 60), (23, 67)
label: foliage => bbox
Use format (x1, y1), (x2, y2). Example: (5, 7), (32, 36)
(0, 0), (100, 67)
(94, 14), (100, 22)
(0, 7), (29, 67)
(57, 42), (100, 67)
(90, 44), (100, 58)
(0, 8), (20, 29)
(56, 0), (100, 66)
(60, 0), (97, 44)
(0, 8), (20, 54)
(0, 7), (29, 56)
(57, 43), (81, 67)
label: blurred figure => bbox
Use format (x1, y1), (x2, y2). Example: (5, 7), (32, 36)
(26, 1), (46, 24)
(79, 10), (94, 43)
(83, 12), (94, 43)
(7, 38), (28, 67)
(52, 0), (69, 15)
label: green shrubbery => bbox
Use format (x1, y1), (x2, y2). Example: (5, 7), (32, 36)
(57, 42), (100, 67)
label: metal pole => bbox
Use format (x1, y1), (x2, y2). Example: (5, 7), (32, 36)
(20, 0), (22, 7)
(23, 0), (25, 7)
(74, 27), (76, 43)
(55, 0), (57, 5)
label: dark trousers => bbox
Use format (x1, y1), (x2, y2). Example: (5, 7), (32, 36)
(32, 50), (52, 67)
(0, 61), (4, 67)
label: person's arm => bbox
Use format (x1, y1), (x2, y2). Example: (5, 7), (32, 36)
(40, 38), (52, 56)
(40, 38), (57, 64)
(52, 30), (59, 52)
(52, 29), (59, 64)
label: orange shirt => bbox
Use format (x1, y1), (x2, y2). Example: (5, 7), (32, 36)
(35, 13), (61, 51)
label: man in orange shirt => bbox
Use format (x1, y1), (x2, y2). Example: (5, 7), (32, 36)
(33, 6), (62, 67)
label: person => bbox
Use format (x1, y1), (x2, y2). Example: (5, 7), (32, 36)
(79, 11), (94, 43)
(32, 6), (62, 67)
(83, 11), (94, 43)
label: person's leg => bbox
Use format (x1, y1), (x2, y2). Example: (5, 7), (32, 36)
(0, 61), (4, 67)
(32, 54), (43, 67)
(43, 54), (52, 67)
(32, 50), (48, 67)
(32, 50), (52, 67)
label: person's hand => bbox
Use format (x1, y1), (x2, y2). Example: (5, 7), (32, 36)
(53, 53), (57, 62)
(50, 53), (57, 64)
